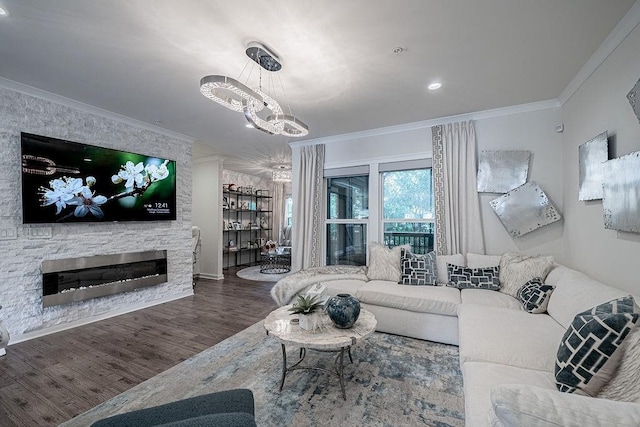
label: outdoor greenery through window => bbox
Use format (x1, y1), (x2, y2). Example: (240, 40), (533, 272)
(382, 168), (434, 254)
(326, 175), (368, 266)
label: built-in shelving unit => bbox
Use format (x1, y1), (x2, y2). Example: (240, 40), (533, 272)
(222, 187), (272, 269)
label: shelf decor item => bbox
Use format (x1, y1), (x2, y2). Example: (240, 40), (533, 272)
(326, 294), (361, 329)
(289, 295), (324, 331)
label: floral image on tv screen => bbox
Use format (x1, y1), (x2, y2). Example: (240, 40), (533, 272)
(21, 133), (177, 223)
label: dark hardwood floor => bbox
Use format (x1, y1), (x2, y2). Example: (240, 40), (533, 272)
(0, 268), (277, 427)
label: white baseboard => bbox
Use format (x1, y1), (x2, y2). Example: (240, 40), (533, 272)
(8, 289), (194, 346)
(199, 273), (224, 280)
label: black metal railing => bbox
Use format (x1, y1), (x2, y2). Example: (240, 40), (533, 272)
(384, 232), (434, 254)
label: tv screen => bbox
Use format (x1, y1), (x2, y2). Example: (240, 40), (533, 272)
(21, 133), (177, 223)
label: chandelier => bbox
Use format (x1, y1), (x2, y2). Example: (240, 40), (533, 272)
(200, 42), (309, 138)
(272, 164), (292, 182)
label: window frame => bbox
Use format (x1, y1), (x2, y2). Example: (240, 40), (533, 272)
(324, 173), (370, 266)
(378, 163), (435, 254)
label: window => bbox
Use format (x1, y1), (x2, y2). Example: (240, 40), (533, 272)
(381, 168), (434, 254)
(285, 196), (293, 226)
(326, 175), (368, 266)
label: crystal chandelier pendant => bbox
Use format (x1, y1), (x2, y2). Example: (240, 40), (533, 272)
(199, 42), (309, 137)
(199, 75), (264, 113)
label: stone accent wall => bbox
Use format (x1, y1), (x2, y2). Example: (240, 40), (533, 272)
(0, 86), (194, 340)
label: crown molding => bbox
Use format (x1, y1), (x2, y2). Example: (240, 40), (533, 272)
(0, 77), (197, 143)
(290, 99), (559, 148)
(194, 155), (225, 165)
(558, 0), (640, 105)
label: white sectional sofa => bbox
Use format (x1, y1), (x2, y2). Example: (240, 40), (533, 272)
(271, 253), (640, 426)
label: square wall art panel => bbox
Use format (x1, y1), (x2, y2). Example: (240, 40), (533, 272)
(578, 131), (608, 201)
(477, 150), (530, 193)
(603, 151), (640, 233)
(490, 182), (562, 237)
(627, 77), (640, 124)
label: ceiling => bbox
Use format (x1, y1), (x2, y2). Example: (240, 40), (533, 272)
(0, 1), (635, 178)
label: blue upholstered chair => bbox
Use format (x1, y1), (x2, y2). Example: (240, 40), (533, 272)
(91, 389), (256, 427)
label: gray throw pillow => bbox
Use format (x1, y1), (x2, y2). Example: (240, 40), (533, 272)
(555, 296), (639, 396)
(517, 278), (555, 314)
(446, 264), (500, 290)
(398, 249), (437, 285)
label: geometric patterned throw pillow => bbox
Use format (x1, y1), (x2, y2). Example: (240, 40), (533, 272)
(555, 295), (639, 396)
(517, 278), (555, 314)
(398, 249), (437, 286)
(446, 264), (501, 290)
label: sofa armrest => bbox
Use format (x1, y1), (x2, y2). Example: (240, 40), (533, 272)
(91, 389), (255, 427)
(489, 384), (640, 427)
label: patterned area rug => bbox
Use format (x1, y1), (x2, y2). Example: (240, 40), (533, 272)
(236, 265), (292, 282)
(62, 322), (464, 427)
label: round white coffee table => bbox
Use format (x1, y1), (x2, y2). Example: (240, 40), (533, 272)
(264, 305), (376, 400)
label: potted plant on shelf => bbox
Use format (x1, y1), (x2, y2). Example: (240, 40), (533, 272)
(288, 295), (324, 331)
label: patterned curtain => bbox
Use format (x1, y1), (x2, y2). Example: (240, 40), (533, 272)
(291, 144), (325, 271)
(432, 121), (485, 255)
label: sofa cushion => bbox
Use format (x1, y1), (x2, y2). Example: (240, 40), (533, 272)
(517, 278), (555, 314)
(447, 264), (500, 290)
(545, 265), (630, 329)
(466, 253), (501, 268)
(490, 384), (640, 427)
(355, 280), (460, 316)
(555, 296), (639, 396)
(462, 361), (555, 427)
(435, 253), (465, 284)
(367, 242), (405, 282)
(460, 289), (523, 311)
(398, 249), (437, 285)
(458, 303), (566, 372)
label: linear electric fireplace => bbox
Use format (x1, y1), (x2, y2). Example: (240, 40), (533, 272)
(42, 250), (168, 307)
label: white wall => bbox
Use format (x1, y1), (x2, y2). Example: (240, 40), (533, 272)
(321, 107), (564, 258)
(560, 21), (640, 294)
(193, 157), (224, 279)
(0, 86), (194, 343)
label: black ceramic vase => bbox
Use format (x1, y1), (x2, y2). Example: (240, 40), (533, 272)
(326, 294), (361, 329)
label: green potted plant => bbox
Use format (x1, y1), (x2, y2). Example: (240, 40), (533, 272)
(289, 295), (323, 330)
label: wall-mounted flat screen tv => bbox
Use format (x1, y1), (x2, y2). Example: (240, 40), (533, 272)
(21, 133), (177, 223)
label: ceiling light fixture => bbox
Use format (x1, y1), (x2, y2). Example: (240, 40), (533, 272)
(428, 82), (442, 90)
(0, 5), (9, 16)
(200, 41), (309, 137)
(272, 164), (292, 182)
(272, 170), (292, 182)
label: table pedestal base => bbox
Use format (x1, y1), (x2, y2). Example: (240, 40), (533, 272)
(279, 343), (353, 400)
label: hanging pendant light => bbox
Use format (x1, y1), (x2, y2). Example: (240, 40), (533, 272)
(200, 41), (309, 137)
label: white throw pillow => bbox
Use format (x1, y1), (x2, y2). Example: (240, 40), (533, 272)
(467, 253), (502, 269)
(499, 253), (553, 298)
(435, 253), (465, 284)
(367, 243), (405, 282)
(598, 326), (640, 403)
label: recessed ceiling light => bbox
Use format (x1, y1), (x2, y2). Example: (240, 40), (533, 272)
(428, 82), (442, 91)
(0, 5), (9, 16)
